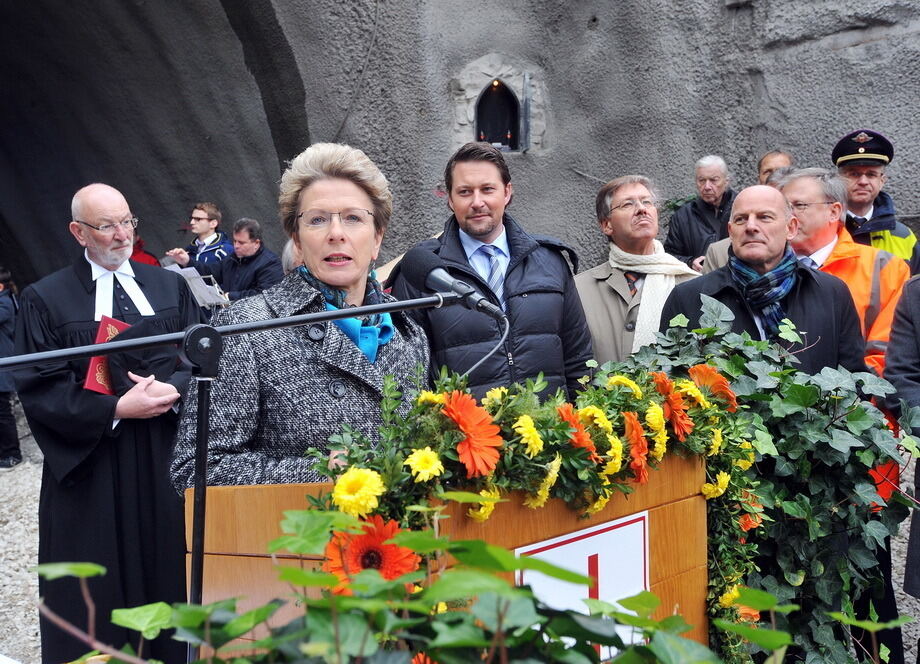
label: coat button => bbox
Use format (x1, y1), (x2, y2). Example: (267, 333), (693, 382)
(329, 380), (346, 398)
(625, 322), (635, 331)
(308, 323), (326, 341)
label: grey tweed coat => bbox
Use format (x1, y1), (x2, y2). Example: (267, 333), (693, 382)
(170, 272), (430, 491)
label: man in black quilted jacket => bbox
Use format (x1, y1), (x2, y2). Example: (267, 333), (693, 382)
(389, 142), (592, 400)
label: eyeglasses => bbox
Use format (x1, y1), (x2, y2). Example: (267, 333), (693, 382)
(297, 208), (374, 229)
(75, 217), (138, 234)
(790, 201), (835, 212)
(610, 199), (656, 213)
(840, 169), (885, 181)
(189, 215), (213, 223)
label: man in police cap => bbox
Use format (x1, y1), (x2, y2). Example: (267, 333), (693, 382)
(833, 129), (920, 274)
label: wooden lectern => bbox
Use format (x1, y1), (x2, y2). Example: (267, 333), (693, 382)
(185, 454), (707, 645)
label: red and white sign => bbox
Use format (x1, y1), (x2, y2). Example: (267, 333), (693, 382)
(515, 511), (650, 648)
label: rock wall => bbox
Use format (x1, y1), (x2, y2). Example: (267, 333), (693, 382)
(2, 0), (919, 282)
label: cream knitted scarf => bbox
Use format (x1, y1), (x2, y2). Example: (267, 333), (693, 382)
(607, 240), (698, 351)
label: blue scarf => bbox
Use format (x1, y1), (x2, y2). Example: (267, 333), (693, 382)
(727, 247), (798, 338)
(297, 266), (393, 362)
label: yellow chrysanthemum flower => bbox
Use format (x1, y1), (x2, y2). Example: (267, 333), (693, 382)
(585, 489), (612, 515)
(468, 486), (501, 522)
(650, 429), (668, 461)
(676, 380), (712, 409)
(404, 446), (445, 482)
(701, 470), (730, 500)
(417, 390), (446, 405)
(644, 403), (668, 461)
(604, 434), (624, 475)
(708, 428), (723, 457)
(512, 414), (544, 457)
(481, 386), (508, 409)
(606, 375), (643, 399)
(718, 584), (740, 608)
(332, 467), (386, 516)
(733, 441), (755, 471)
(524, 453), (562, 509)
(578, 405), (614, 435)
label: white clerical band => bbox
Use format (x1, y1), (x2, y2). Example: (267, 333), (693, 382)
(89, 257), (156, 321)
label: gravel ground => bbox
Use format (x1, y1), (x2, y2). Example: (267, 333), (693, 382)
(1, 399), (918, 663)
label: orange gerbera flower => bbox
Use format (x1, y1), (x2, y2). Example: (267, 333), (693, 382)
(323, 514), (421, 596)
(443, 390), (503, 478)
(663, 391), (695, 441)
(557, 403), (602, 463)
(623, 411), (649, 484)
(412, 654), (437, 664)
(737, 604), (761, 622)
(688, 364), (738, 412)
(739, 512), (763, 532)
(650, 371), (674, 397)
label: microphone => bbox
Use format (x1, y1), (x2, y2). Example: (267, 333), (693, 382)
(400, 247), (505, 320)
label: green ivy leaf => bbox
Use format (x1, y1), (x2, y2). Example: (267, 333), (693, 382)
(648, 630), (722, 663)
(712, 619), (792, 649)
(429, 619), (490, 648)
(616, 590), (661, 619)
(269, 509), (362, 555)
(845, 406), (877, 435)
(275, 567), (338, 588)
(852, 482), (884, 506)
(752, 429), (778, 456)
(111, 602), (172, 640)
(900, 435), (920, 458)
(388, 529), (450, 554)
(33, 562), (106, 580)
(855, 372), (896, 397)
(224, 600), (283, 639)
(864, 520), (890, 547)
(812, 367), (856, 394)
(735, 586), (777, 611)
(777, 319), (803, 344)
(826, 612), (914, 632)
(828, 429), (864, 454)
(785, 383), (820, 408)
(423, 569), (518, 602)
(668, 313), (690, 328)
(471, 592), (543, 633)
(438, 490), (503, 504)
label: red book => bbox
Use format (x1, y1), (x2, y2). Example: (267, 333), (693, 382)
(83, 316), (132, 395)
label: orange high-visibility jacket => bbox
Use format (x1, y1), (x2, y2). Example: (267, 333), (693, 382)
(820, 227), (910, 376)
(821, 228), (909, 499)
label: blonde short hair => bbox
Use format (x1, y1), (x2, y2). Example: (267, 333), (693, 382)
(279, 143), (392, 237)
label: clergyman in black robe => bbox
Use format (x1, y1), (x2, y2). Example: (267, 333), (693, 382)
(14, 183), (203, 664)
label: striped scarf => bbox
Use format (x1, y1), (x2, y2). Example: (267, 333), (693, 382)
(727, 247), (798, 338)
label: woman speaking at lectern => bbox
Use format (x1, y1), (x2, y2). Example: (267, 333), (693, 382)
(171, 143), (429, 489)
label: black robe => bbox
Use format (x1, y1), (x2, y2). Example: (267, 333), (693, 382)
(14, 258), (202, 664)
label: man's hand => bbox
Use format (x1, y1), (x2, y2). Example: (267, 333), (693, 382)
(114, 372), (181, 419)
(165, 248), (191, 267)
(691, 255), (705, 272)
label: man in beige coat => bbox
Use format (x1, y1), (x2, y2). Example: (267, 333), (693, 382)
(575, 175), (698, 365)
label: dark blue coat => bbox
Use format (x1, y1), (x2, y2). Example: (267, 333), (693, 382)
(659, 262), (867, 376)
(190, 244), (284, 301)
(184, 230), (234, 264)
(389, 214), (593, 400)
(664, 189), (736, 266)
(883, 275), (920, 597)
(0, 289), (15, 392)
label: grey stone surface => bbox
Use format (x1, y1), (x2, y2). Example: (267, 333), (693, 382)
(2, 1), (919, 284)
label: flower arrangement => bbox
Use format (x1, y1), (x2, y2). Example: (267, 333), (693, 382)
(307, 355), (763, 661)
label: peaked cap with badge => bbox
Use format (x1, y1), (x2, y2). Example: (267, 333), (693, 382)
(832, 129), (894, 167)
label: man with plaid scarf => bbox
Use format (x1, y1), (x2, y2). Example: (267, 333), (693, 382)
(659, 185), (866, 375)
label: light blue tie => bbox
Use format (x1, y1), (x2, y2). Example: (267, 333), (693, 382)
(798, 256), (818, 270)
(478, 244), (505, 309)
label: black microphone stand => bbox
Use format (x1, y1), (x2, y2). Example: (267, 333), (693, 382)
(0, 292), (462, 663)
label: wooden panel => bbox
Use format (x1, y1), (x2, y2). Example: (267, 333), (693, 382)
(651, 564), (709, 645)
(648, 496), (707, 585)
(184, 453), (709, 645)
(185, 454), (705, 555)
